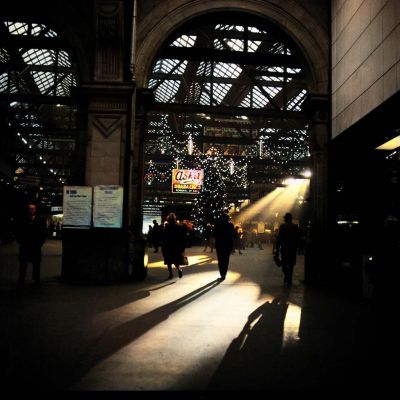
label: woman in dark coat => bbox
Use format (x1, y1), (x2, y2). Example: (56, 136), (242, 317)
(162, 213), (186, 279)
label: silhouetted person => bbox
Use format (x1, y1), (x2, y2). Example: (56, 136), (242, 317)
(276, 212), (300, 286)
(161, 213), (186, 279)
(147, 224), (153, 247)
(202, 223), (214, 252)
(213, 213), (235, 280)
(15, 203), (47, 286)
(151, 220), (162, 253)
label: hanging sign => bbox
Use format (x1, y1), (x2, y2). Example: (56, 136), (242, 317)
(63, 186), (92, 228)
(172, 169), (204, 194)
(93, 185), (124, 228)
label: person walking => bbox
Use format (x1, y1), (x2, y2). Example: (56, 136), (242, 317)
(213, 213), (236, 280)
(161, 213), (186, 279)
(275, 212), (300, 286)
(15, 203), (47, 286)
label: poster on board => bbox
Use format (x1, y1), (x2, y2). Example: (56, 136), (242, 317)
(93, 185), (123, 228)
(63, 186), (92, 228)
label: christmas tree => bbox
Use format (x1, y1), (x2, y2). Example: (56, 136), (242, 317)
(192, 147), (227, 232)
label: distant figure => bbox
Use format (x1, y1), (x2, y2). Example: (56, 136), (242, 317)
(161, 213), (186, 279)
(202, 223), (214, 252)
(233, 225), (243, 254)
(55, 221), (62, 239)
(151, 220), (163, 253)
(213, 213), (236, 280)
(15, 203), (47, 286)
(146, 224), (153, 248)
(275, 213), (300, 286)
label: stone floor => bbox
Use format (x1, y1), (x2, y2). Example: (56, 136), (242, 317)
(0, 240), (393, 393)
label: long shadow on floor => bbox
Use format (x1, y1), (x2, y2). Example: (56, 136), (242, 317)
(67, 278), (222, 389)
(208, 291), (289, 390)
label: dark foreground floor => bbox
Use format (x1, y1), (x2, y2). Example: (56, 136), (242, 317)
(0, 241), (394, 393)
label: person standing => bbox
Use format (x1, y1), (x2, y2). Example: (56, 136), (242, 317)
(161, 213), (186, 279)
(15, 203), (47, 286)
(151, 220), (162, 253)
(275, 212), (300, 286)
(213, 213), (236, 280)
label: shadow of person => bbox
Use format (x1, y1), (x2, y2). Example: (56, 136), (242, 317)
(208, 295), (289, 390)
(67, 278), (221, 389)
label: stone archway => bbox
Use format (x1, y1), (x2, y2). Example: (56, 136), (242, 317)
(132, 0), (330, 282)
(135, 0), (329, 93)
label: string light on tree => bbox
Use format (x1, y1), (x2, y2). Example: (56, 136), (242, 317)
(191, 149), (227, 232)
(229, 158), (235, 175)
(258, 137), (264, 158)
(188, 134), (193, 155)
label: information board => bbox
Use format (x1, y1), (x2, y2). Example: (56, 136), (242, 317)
(63, 186), (92, 228)
(93, 185), (123, 228)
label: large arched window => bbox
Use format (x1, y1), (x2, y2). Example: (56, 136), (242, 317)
(0, 20), (79, 208)
(142, 12), (310, 221)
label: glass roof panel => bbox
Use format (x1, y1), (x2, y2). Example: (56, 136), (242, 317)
(0, 73), (8, 92)
(240, 87), (270, 108)
(205, 82), (232, 104)
(213, 62), (242, 78)
(56, 74), (77, 96)
(225, 39), (244, 52)
(286, 89), (307, 111)
(0, 48), (10, 63)
(22, 48), (55, 66)
(31, 71), (54, 94)
(248, 41), (261, 52)
(154, 80), (180, 102)
(31, 23), (58, 37)
(5, 21), (28, 35)
(171, 35), (197, 48)
(153, 59), (187, 74)
(213, 39), (225, 50)
(58, 51), (71, 67)
(215, 24), (244, 32)
(199, 90), (210, 105)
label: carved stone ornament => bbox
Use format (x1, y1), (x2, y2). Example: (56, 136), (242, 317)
(92, 115), (122, 138)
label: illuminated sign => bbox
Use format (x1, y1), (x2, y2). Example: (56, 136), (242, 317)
(172, 169), (204, 194)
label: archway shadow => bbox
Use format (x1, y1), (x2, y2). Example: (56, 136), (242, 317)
(67, 278), (221, 388)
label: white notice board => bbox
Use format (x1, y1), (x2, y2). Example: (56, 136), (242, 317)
(93, 185), (123, 228)
(63, 186), (92, 228)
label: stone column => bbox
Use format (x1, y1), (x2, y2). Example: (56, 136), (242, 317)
(303, 94), (330, 284)
(126, 89), (155, 280)
(62, 0), (137, 283)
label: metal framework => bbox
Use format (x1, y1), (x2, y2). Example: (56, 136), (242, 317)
(0, 20), (79, 207)
(144, 13), (310, 204)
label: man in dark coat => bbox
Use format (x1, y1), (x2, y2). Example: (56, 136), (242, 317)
(213, 213), (236, 280)
(276, 212), (300, 286)
(15, 203), (47, 285)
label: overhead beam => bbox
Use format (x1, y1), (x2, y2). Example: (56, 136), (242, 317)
(152, 102), (306, 120)
(159, 47), (303, 68)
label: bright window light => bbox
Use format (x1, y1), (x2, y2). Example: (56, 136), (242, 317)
(375, 135), (400, 150)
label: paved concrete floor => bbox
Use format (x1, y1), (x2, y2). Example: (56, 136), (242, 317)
(0, 240), (393, 392)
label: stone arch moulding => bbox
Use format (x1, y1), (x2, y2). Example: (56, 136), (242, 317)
(135, 0), (329, 94)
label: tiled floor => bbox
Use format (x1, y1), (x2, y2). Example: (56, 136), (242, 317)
(0, 241), (392, 392)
